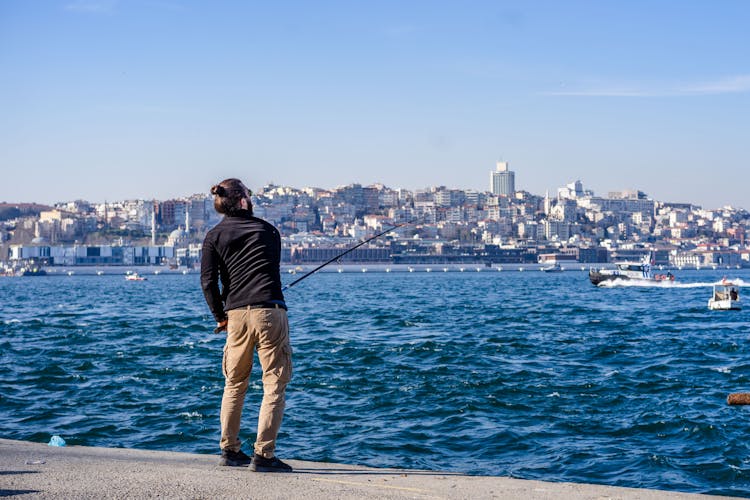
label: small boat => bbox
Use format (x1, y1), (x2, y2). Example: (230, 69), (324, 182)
(589, 254), (674, 286)
(541, 263), (563, 273)
(18, 267), (47, 276)
(708, 280), (740, 311)
(125, 273), (147, 281)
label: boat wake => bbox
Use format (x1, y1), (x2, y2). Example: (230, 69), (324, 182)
(598, 278), (749, 289)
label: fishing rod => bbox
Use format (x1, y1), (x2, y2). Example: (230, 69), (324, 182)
(282, 219), (418, 292)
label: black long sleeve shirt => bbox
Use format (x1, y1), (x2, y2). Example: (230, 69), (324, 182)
(200, 209), (285, 322)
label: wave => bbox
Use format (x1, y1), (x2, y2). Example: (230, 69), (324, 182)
(598, 278), (749, 289)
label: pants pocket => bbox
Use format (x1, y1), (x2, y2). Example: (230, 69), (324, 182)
(280, 343), (293, 383)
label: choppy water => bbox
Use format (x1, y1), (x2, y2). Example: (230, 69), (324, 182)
(2, 269), (750, 496)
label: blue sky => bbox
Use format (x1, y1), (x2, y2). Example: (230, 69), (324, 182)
(1, 1), (748, 208)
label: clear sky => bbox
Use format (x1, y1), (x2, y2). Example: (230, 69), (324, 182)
(1, 1), (748, 209)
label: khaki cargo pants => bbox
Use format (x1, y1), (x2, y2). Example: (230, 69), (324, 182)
(220, 306), (292, 458)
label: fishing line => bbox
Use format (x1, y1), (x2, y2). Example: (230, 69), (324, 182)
(282, 219), (420, 292)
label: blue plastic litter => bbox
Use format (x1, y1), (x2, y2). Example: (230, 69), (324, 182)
(48, 435), (66, 447)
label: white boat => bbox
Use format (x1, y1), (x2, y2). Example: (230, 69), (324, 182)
(125, 273), (147, 281)
(589, 254), (675, 286)
(541, 263), (563, 273)
(708, 281), (740, 310)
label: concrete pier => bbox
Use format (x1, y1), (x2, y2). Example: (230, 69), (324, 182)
(0, 438), (737, 499)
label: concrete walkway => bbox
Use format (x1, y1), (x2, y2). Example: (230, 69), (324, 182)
(0, 438), (737, 499)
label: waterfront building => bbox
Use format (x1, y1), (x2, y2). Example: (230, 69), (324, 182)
(175, 243), (202, 267)
(8, 244), (174, 266)
(490, 161), (515, 197)
(289, 244), (390, 264)
(672, 251), (701, 268)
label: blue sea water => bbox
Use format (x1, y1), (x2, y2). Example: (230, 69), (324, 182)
(1, 268), (750, 496)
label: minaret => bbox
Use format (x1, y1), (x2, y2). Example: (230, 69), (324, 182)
(184, 205), (190, 234)
(544, 190), (551, 216)
(151, 204), (157, 246)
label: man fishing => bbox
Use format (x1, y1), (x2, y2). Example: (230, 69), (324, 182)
(200, 178), (293, 473)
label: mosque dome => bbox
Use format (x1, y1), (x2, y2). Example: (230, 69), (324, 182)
(166, 227), (188, 246)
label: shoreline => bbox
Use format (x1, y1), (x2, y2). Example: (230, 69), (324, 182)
(2, 262), (745, 277)
(0, 438), (739, 499)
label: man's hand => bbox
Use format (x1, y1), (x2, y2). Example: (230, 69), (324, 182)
(213, 319), (228, 334)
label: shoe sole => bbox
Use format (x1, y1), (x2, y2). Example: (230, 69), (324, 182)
(250, 465), (292, 473)
(219, 459), (251, 467)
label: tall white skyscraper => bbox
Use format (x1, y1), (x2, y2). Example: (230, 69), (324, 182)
(490, 161), (515, 197)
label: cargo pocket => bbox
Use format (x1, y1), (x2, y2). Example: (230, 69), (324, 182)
(263, 342), (292, 387)
(280, 343), (293, 383)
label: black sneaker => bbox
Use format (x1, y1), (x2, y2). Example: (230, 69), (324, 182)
(250, 454), (293, 472)
(219, 449), (253, 466)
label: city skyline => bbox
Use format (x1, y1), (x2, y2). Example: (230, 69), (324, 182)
(1, 1), (749, 209)
(0, 171), (744, 212)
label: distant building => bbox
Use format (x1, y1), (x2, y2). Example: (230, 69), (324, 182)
(558, 180), (592, 200)
(490, 161), (515, 197)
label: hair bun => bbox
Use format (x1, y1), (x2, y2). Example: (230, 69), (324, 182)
(211, 185), (226, 196)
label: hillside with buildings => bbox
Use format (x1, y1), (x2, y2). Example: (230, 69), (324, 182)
(2, 163), (749, 271)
